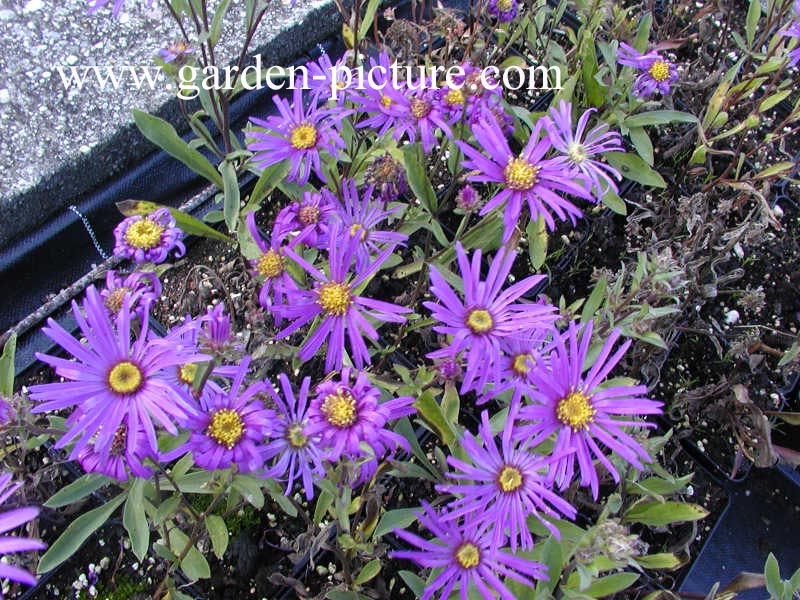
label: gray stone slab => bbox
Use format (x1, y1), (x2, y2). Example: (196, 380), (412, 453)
(0, 0), (341, 248)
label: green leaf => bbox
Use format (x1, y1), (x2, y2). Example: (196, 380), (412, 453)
(753, 161), (796, 179)
(208, 0), (232, 46)
(246, 159), (291, 211)
(402, 145), (438, 213)
(628, 126), (654, 166)
(526, 215), (548, 270)
(220, 159), (241, 234)
(264, 478), (298, 517)
(38, 493), (126, 573)
(581, 34), (606, 107)
(357, 0), (381, 41)
(602, 189), (627, 215)
(123, 478), (150, 561)
(604, 152), (666, 188)
(398, 571), (427, 597)
(629, 474), (693, 496)
(758, 90), (791, 113)
(44, 473), (112, 509)
(581, 277), (607, 325)
(536, 535), (564, 594)
(746, 0), (760, 47)
(636, 552), (683, 570)
(623, 501), (709, 526)
(623, 110), (698, 129)
(633, 12), (653, 52)
(581, 572), (640, 597)
(168, 528), (211, 581)
(764, 552), (781, 599)
(413, 390), (457, 449)
(0, 332), (15, 398)
(231, 474), (265, 509)
(170, 208), (233, 243)
(133, 110), (223, 188)
(374, 508), (418, 538)
(205, 514), (229, 559)
(354, 558), (381, 586)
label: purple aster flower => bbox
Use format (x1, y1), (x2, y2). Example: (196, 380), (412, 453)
(478, 331), (549, 407)
(437, 410), (576, 552)
(245, 212), (300, 324)
(28, 286), (206, 459)
(470, 100), (515, 138)
(391, 86), (453, 153)
(198, 302), (240, 355)
(113, 208), (185, 264)
(617, 42), (679, 97)
(782, 19), (800, 66)
(305, 51), (353, 105)
(487, 0), (518, 22)
(159, 40), (194, 65)
(85, 0), (152, 16)
(0, 397), (13, 425)
(163, 358), (274, 473)
(0, 473), (45, 589)
(354, 51), (409, 136)
(77, 423), (155, 481)
(543, 100), (624, 201)
(100, 269), (161, 318)
(272, 225), (411, 371)
(457, 116), (594, 239)
(325, 179), (408, 272)
(307, 368), (414, 482)
(436, 357), (462, 383)
(424, 242), (557, 395)
(391, 501), (547, 600)
(365, 152), (408, 203)
(248, 87), (345, 186)
(261, 374), (326, 501)
(271, 190), (334, 249)
(515, 321), (663, 498)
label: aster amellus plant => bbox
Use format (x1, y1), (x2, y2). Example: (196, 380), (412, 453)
(21, 0), (717, 595)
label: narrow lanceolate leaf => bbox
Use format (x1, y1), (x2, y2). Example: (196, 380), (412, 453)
(526, 215), (548, 270)
(133, 110), (223, 189)
(402, 145), (438, 213)
(623, 500), (709, 526)
(0, 332), (16, 399)
(636, 552), (684, 570)
(623, 110), (698, 128)
(220, 159), (241, 234)
(745, 0), (760, 47)
(413, 390), (457, 449)
(205, 514), (229, 559)
(168, 528), (211, 581)
(353, 558), (381, 586)
(38, 492), (127, 574)
(374, 508), (418, 538)
(43, 473), (112, 509)
(580, 572), (640, 597)
(604, 152), (666, 188)
(123, 478), (150, 561)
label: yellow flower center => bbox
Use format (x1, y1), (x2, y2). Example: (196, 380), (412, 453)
(349, 223), (368, 241)
(567, 142), (587, 164)
(497, 465), (524, 492)
(107, 361), (143, 395)
(556, 390), (596, 431)
(104, 287), (129, 313)
(258, 249), (284, 279)
(317, 282), (352, 316)
(380, 94), (393, 108)
(320, 389), (357, 428)
(298, 205), (320, 226)
(497, 0), (513, 11)
(410, 98), (432, 119)
(504, 157), (540, 191)
(465, 308), (493, 334)
(287, 423), (308, 448)
(511, 353), (533, 376)
(455, 542), (480, 569)
(290, 123), (318, 150)
(648, 60), (670, 82)
(444, 88), (465, 106)
(178, 363), (198, 386)
(124, 219), (164, 250)
(207, 408), (245, 449)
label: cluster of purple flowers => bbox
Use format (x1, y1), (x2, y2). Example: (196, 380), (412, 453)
(393, 247), (663, 598)
(782, 0), (800, 67)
